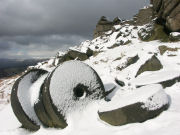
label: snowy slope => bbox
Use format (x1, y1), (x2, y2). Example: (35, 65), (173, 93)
(0, 21), (180, 135)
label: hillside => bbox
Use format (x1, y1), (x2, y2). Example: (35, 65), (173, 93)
(0, 58), (47, 79)
(0, 2), (180, 135)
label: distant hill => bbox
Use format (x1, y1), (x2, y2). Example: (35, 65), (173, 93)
(0, 58), (47, 78)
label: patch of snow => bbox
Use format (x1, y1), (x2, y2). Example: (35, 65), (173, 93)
(132, 70), (180, 86)
(17, 72), (48, 125)
(0, 105), (21, 131)
(170, 32), (180, 37)
(99, 84), (164, 112)
(142, 89), (169, 110)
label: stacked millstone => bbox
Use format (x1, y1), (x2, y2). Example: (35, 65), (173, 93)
(11, 60), (169, 131)
(11, 61), (105, 131)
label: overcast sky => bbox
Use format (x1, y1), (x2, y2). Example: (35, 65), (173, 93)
(0, 0), (149, 59)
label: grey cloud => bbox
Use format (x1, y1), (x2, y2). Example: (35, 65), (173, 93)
(0, 0), (149, 37)
(0, 0), (149, 59)
(0, 34), (86, 58)
(0, 35), (86, 46)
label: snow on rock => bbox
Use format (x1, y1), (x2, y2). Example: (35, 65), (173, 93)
(10, 69), (48, 131)
(17, 72), (48, 125)
(170, 32), (180, 37)
(99, 84), (167, 112)
(132, 70), (180, 86)
(48, 60), (105, 116)
(142, 89), (169, 111)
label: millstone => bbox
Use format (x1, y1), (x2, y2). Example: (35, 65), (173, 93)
(42, 60), (106, 128)
(11, 69), (48, 131)
(11, 60), (106, 130)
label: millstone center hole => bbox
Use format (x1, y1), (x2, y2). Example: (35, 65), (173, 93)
(73, 84), (88, 98)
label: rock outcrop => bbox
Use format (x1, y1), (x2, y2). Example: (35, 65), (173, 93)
(151, 0), (180, 32)
(93, 16), (122, 38)
(136, 55), (163, 77)
(93, 16), (113, 38)
(138, 23), (169, 42)
(133, 6), (155, 26)
(99, 85), (169, 126)
(54, 49), (93, 66)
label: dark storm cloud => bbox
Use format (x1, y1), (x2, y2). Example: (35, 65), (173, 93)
(0, 0), (149, 59)
(0, 0), (149, 37)
(0, 42), (10, 50)
(0, 35), (86, 58)
(0, 35), (85, 47)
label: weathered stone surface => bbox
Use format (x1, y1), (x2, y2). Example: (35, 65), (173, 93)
(158, 45), (179, 55)
(34, 84), (54, 127)
(138, 23), (169, 42)
(43, 61), (105, 128)
(133, 7), (154, 26)
(67, 49), (88, 61)
(113, 17), (122, 25)
(160, 75), (180, 88)
(98, 101), (168, 126)
(115, 78), (125, 87)
(136, 55), (163, 77)
(55, 49), (91, 65)
(166, 12), (180, 32)
(134, 73), (180, 89)
(169, 32), (180, 41)
(86, 48), (94, 57)
(93, 16), (113, 38)
(41, 73), (68, 128)
(11, 69), (48, 131)
(117, 55), (139, 71)
(151, 0), (162, 12)
(151, 0), (180, 32)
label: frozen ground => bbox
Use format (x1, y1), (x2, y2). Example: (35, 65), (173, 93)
(0, 22), (180, 135)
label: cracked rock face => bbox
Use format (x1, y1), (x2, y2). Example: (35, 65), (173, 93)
(151, 0), (180, 32)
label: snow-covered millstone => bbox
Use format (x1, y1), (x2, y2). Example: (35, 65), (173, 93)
(41, 60), (105, 128)
(11, 69), (48, 131)
(98, 84), (169, 126)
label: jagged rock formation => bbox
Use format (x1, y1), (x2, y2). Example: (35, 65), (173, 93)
(133, 6), (155, 26)
(93, 16), (121, 38)
(93, 16), (113, 38)
(52, 49), (93, 66)
(151, 0), (180, 32)
(138, 23), (170, 42)
(136, 55), (163, 77)
(113, 17), (122, 25)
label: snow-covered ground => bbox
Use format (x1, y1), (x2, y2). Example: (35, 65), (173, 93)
(0, 22), (180, 135)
